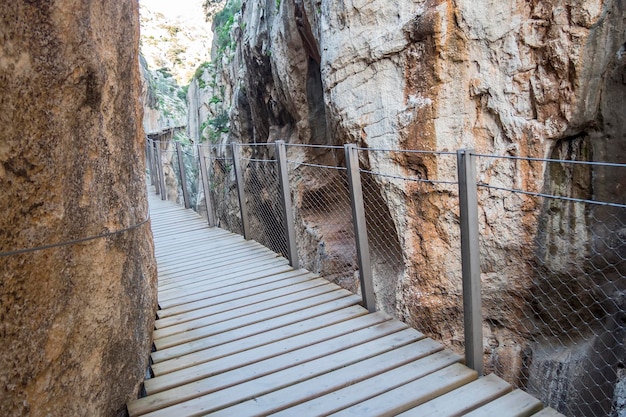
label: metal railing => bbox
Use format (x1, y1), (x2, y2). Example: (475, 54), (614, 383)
(146, 137), (625, 417)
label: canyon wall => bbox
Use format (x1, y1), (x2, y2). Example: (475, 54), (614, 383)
(0, 2), (157, 416)
(190, 0), (625, 414)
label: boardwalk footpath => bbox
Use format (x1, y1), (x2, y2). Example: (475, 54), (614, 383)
(127, 192), (564, 417)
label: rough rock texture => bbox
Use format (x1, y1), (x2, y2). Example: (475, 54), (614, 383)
(190, 0), (625, 414)
(140, 56), (187, 137)
(0, 2), (157, 416)
(139, 0), (223, 84)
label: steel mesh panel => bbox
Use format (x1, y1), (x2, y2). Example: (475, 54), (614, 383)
(288, 160), (359, 293)
(358, 149), (465, 353)
(208, 147), (243, 236)
(177, 142), (200, 210)
(160, 144), (179, 203)
(481, 196), (625, 416)
(241, 155), (288, 258)
(475, 155), (625, 417)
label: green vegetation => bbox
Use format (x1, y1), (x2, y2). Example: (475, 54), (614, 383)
(200, 111), (230, 144)
(193, 62), (212, 89)
(156, 67), (173, 78)
(213, 0), (241, 60)
(177, 85), (189, 102)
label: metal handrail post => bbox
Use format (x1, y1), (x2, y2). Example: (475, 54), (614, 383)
(197, 145), (216, 227)
(145, 138), (154, 186)
(344, 144), (376, 312)
(457, 149), (484, 376)
(175, 141), (191, 209)
(232, 143), (250, 240)
(149, 140), (158, 190)
(156, 141), (166, 200)
(152, 140), (159, 188)
(275, 141), (299, 268)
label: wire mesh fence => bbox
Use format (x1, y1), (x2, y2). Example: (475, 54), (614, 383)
(176, 142), (200, 210)
(285, 145), (359, 292)
(205, 144), (243, 236)
(240, 145), (288, 258)
(146, 138), (625, 416)
(356, 148), (465, 352)
(474, 153), (626, 417)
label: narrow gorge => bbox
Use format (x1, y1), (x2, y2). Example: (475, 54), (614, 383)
(178, 0), (626, 415)
(0, 0), (624, 415)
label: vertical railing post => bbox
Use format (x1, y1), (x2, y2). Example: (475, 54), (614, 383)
(175, 141), (191, 209)
(457, 149), (484, 376)
(344, 144), (376, 312)
(231, 143), (250, 240)
(156, 141), (166, 201)
(153, 141), (159, 193)
(145, 136), (153, 184)
(197, 145), (216, 227)
(149, 140), (158, 190)
(145, 138), (154, 186)
(275, 141), (299, 268)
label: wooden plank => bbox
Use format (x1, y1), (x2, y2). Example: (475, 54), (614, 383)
(158, 258), (291, 289)
(154, 272), (317, 329)
(531, 407), (567, 416)
(146, 311), (394, 394)
(159, 281), (337, 331)
(152, 304), (368, 375)
(270, 350), (462, 417)
(463, 389), (543, 417)
(211, 339), (452, 417)
(129, 326), (422, 416)
(153, 278), (332, 339)
(395, 373), (512, 416)
(156, 242), (271, 271)
(154, 288), (355, 350)
(150, 294), (362, 363)
(157, 254), (286, 291)
(155, 270), (316, 322)
(156, 244), (277, 272)
(157, 255), (287, 297)
(154, 235), (256, 263)
(154, 236), (246, 260)
(157, 264), (295, 310)
(154, 284), (344, 347)
(329, 363), (477, 417)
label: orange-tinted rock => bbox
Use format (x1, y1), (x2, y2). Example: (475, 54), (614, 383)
(0, 1), (157, 415)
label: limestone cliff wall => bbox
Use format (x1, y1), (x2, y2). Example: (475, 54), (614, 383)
(0, 2), (157, 416)
(190, 0), (625, 414)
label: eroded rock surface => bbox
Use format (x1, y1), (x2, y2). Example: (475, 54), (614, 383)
(0, 2), (157, 416)
(190, 0), (625, 414)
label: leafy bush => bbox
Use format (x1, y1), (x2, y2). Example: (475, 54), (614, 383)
(213, 0), (241, 57)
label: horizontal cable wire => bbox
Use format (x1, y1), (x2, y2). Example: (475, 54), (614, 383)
(0, 216), (151, 257)
(240, 157), (276, 163)
(287, 160), (347, 170)
(285, 143), (344, 149)
(357, 147), (457, 156)
(361, 168), (458, 185)
(475, 153), (626, 167)
(478, 183), (626, 208)
(237, 142), (273, 147)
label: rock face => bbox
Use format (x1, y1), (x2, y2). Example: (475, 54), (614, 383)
(190, 0), (625, 415)
(139, 0), (218, 85)
(0, 2), (157, 416)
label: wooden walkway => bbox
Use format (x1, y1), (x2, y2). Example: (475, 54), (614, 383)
(127, 192), (564, 417)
